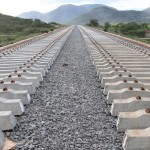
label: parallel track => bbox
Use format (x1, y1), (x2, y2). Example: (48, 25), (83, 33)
(0, 25), (150, 149)
(0, 26), (73, 149)
(79, 25), (150, 150)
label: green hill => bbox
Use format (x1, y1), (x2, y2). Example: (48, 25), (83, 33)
(0, 13), (60, 46)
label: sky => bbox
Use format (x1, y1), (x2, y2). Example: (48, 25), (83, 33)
(0, 0), (150, 16)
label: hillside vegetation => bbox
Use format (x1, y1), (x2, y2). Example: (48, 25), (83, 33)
(106, 22), (150, 44)
(0, 13), (61, 47)
(87, 20), (150, 44)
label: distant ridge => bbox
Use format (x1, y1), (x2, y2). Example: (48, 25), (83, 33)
(143, 7), (150, 12)
(68, 6), (150, 24)
(44, 4), (104, 23)
(18, 4), (150, 24)
(19, 11), (44, 20)
(18, 4), (103, 23)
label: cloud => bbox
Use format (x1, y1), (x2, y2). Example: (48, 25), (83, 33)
(108, 0), (150, 10)
(0, 0), (59, 16)
(0, 0), (107, 16)
(0, 0), (149, 16)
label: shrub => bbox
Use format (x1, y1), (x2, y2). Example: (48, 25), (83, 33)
(88, 19), (99, 27)
(41, 30), (49, 33)
(104, 22), (111, 32)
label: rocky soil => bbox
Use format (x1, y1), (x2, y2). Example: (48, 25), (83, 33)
(8, 27), (123, 150)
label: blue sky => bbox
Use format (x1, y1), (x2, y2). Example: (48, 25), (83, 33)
(0, 0), (150, 16)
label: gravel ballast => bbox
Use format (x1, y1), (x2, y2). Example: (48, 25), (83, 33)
(8, 27), (123, 150)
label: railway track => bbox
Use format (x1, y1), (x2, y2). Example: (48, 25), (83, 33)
(0, 25), (150, 149)
(0, 26), (73, 149)
(0, 27), (67, 54)
(79, 26), (150, 150)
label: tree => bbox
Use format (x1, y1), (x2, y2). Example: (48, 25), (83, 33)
(89, 19), (99, 27)
(31, 19), (45, 28)
(112, 22), (150, 38)
(104, 22), (111, 32)
(141, 23), (149, 30)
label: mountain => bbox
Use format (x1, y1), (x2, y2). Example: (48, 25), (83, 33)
(44, 4), (104, 23)
(68, 6), (150, 24)
(143, 7), (150, 12)
(18, 4), (105, 23)
(19, 11), (44, 20)
(18, 4), (150, 24)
